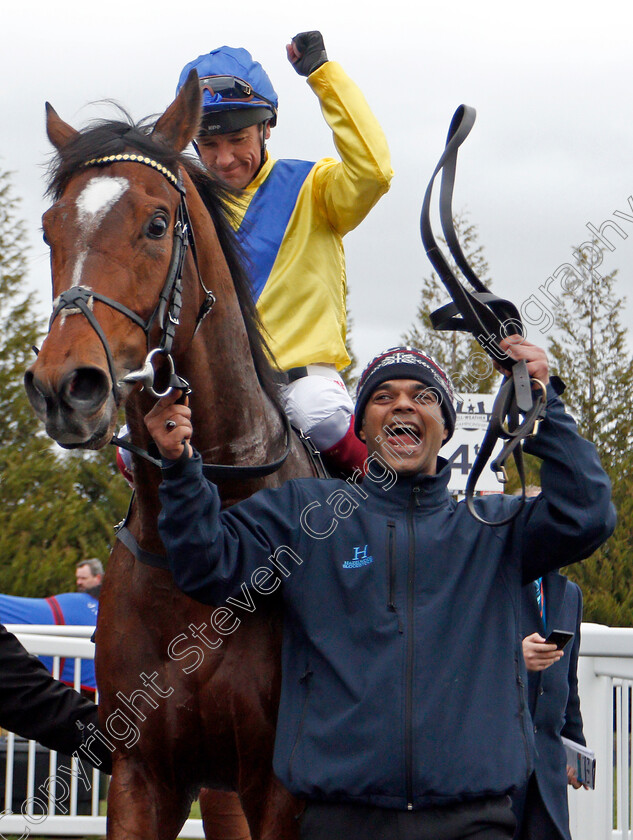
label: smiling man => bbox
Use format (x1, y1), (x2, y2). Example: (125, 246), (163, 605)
(146, 340), (614, 840)
(354, 347), (456, 477)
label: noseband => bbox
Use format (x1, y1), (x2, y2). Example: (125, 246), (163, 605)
(48, 153), (216, 401)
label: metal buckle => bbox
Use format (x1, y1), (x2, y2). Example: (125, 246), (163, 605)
(493, 464), (508, 484)
(119, 348), (177, 399)
(529, 378), (548, 437)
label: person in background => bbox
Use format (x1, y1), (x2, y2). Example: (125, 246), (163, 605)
(512, 487), (588, 840)
(176, 31), (392, 474)
(75, 558), (103, 599)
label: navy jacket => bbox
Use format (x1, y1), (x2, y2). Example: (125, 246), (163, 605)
(514, 574), (584, 839)
(158, 387), (614, 810)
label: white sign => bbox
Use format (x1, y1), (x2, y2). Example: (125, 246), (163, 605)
(444, 393), (505, 495)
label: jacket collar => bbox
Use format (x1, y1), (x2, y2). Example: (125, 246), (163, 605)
(359, 456), (453, 514)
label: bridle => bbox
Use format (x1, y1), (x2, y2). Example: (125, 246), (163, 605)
(420, 106), (548, 526)
(49, 153), (216, 403)
(46, 152), (293, 481)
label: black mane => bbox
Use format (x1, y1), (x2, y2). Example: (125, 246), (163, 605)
(46, 114), (282, 411)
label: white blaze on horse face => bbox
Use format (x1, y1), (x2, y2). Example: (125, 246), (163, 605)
(70, 176), (129, 288)
(77, 176), (128, 219)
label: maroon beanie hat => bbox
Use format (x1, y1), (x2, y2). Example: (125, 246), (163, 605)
(354, 346), (456, 443)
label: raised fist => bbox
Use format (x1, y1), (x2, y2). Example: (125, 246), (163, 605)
(287, 31), (328, 77)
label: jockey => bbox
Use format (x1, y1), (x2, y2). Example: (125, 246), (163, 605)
(176, 32), (393, 473)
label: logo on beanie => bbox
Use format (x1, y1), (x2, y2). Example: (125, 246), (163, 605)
(364, 352), (455, 404)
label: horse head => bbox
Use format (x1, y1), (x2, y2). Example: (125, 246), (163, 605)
(24, 71), (205, 449)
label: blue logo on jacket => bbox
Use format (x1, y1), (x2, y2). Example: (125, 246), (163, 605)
(343, 545), (373, 569)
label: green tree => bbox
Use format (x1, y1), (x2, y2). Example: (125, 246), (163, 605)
(0, 169), (129, 597)
(0, 446), (129, 596)
(0, 170), (43, 451)
(544, 242), (633, 625)
(401, 212), (499, 395)
(547, 246), (633, 468)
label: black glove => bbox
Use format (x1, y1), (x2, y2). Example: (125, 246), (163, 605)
(289, 31), (328, 77)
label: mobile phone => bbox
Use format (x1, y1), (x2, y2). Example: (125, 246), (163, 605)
(545, 629), (574, 650)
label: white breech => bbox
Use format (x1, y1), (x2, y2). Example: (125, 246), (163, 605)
(281, 365), (354, 451)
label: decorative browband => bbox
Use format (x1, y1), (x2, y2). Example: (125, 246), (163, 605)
(81, 154), (180, 189)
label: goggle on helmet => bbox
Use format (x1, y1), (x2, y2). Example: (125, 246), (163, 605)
(197, 74), (278, 136)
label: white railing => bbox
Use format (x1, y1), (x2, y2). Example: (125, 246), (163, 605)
(5, 622), (633, 839)
(5, 624), (96, 637)
(0, 626), (204, 838)
(569, 623), (633, 840)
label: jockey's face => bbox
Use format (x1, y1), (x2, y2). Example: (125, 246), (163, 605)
(197, 123), (270, 189)
(360, 379), (448, 476)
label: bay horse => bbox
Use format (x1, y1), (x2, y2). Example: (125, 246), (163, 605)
(24, 71), (315, 840)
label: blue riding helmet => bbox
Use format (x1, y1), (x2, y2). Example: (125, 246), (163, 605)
(177, 46), (278, 136)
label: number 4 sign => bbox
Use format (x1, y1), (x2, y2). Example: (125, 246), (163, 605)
(444, 393), (505, 496)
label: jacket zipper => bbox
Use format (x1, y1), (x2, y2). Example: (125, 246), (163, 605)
(515, 655), (532, 773)
(405, 486), (420, 809)
(288, 665), (313, 783)
(386, 521), (403, 633)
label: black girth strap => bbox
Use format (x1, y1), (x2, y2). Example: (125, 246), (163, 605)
(201, 412), (293, 481)
(116, 521), (170, 570)
(420, 105), (547, 525)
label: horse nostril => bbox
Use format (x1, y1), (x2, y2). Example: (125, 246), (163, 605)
(62, 367), (110, 410)
(24, 370), (47, 415)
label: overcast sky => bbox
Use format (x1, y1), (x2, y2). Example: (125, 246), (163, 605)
(2, 0), (632, 373)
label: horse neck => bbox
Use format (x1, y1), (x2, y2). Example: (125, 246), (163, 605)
(181, 180), (283, 465)
(184, 292), (281, 468)
(127, 181), (283, 547)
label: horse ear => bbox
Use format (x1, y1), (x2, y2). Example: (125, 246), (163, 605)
(152, 70), (202, 153)
(46, 102), (79, 150)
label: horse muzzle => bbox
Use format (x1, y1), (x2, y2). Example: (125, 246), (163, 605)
(24, 363), (118, 448)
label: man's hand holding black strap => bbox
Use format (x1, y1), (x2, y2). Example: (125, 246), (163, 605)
(287, 31), (328, 77)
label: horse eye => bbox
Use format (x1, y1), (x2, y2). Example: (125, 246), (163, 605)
(42, 230), (50, 246)
(147, 214), (169, 239)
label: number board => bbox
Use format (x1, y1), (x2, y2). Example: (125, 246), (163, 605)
(444, 393), (505, 495)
